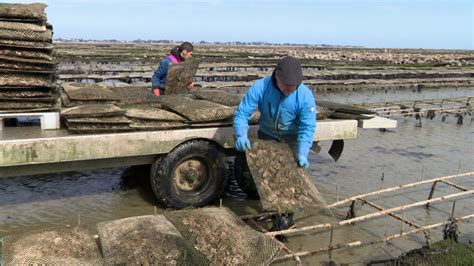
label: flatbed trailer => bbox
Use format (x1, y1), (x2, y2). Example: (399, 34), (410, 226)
(0, 117), (396, 208)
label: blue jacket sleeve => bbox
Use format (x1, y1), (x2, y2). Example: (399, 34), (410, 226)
(151, 58), (171, 89)
(233, 79), (265, 138)
(297, 89), (317, 158)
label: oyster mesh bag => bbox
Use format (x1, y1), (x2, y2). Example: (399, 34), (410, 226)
(164, 207), (282, 265)
(125, 106), (186, 121)
(0, 47), (52, 61)
(1, 226), (103, 265)
(129, 119), (186, 130)
(318, 100), (376, 115)
(0, 101), (54, 110)
(0, 39), (53, 50)
(60, 104), (125, 118)
(165, 59), (199, 95)
(0, 21), (47, 33)
(316, 105), (334, 120)
(192, 89), (245, 107)
(0, 3), (47, 21)
(66, 116), (131, 124)
(111, 86), (162, 105)
(97, 215), (200, 265)
(246, 139), (330, 214)
(0, 28), (52, 42)
(160, 95), (235, 122)
(62, 83), (120, 101)
(0, 73), (52, 87)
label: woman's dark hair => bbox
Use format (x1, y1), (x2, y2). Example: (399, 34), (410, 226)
(178, 42), (194, 52)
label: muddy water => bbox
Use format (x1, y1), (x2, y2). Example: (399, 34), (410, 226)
(0, 88), (473, 264)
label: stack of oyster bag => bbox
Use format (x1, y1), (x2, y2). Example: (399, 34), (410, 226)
(0, 3), (58, 114)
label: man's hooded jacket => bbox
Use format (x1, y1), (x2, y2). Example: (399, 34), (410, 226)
(233, 72), (317, 159)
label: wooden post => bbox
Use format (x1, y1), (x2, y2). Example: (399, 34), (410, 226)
(421, 165), (424, 181)
(450, 201), (456, 219)
(94, 235), (104, 257)
(380, 172), (384, 189)
(346, 200), (356, 220)
(425, 181), (439, 209)
(400, 211), (405, 235)
(328, 227), (334, 262)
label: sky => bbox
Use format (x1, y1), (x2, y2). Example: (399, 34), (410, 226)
(2, 0), (473, 49)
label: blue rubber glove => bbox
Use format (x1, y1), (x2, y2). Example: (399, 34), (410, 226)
(297, 155), (309, 169)
(236, 136), (252, 152)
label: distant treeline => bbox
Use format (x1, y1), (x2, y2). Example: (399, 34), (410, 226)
(53, 38), (362, 48)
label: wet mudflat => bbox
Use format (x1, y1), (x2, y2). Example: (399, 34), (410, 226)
(0, 88), (473, 265)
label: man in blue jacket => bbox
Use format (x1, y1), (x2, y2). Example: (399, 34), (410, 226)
(233, 56), (317, 239)
(234, 56), (316, 168)
(151, 42), (194, 96)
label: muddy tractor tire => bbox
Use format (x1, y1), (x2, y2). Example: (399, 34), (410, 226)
(233, 153), (259, 199)
(150, 140), (228, 209)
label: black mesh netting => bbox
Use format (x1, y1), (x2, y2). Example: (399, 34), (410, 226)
(246, 139), (330, 213)
(164, 206), (282, 265)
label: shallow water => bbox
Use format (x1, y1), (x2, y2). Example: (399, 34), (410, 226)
(0, 88), (473, 264)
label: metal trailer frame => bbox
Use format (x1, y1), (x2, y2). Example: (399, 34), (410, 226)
(0, 119), (388, 177)
(0, 116), (396, 208)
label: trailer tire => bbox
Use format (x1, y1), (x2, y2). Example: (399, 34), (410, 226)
(150, 140), (228, 209)
(234, 153), (259, 199)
